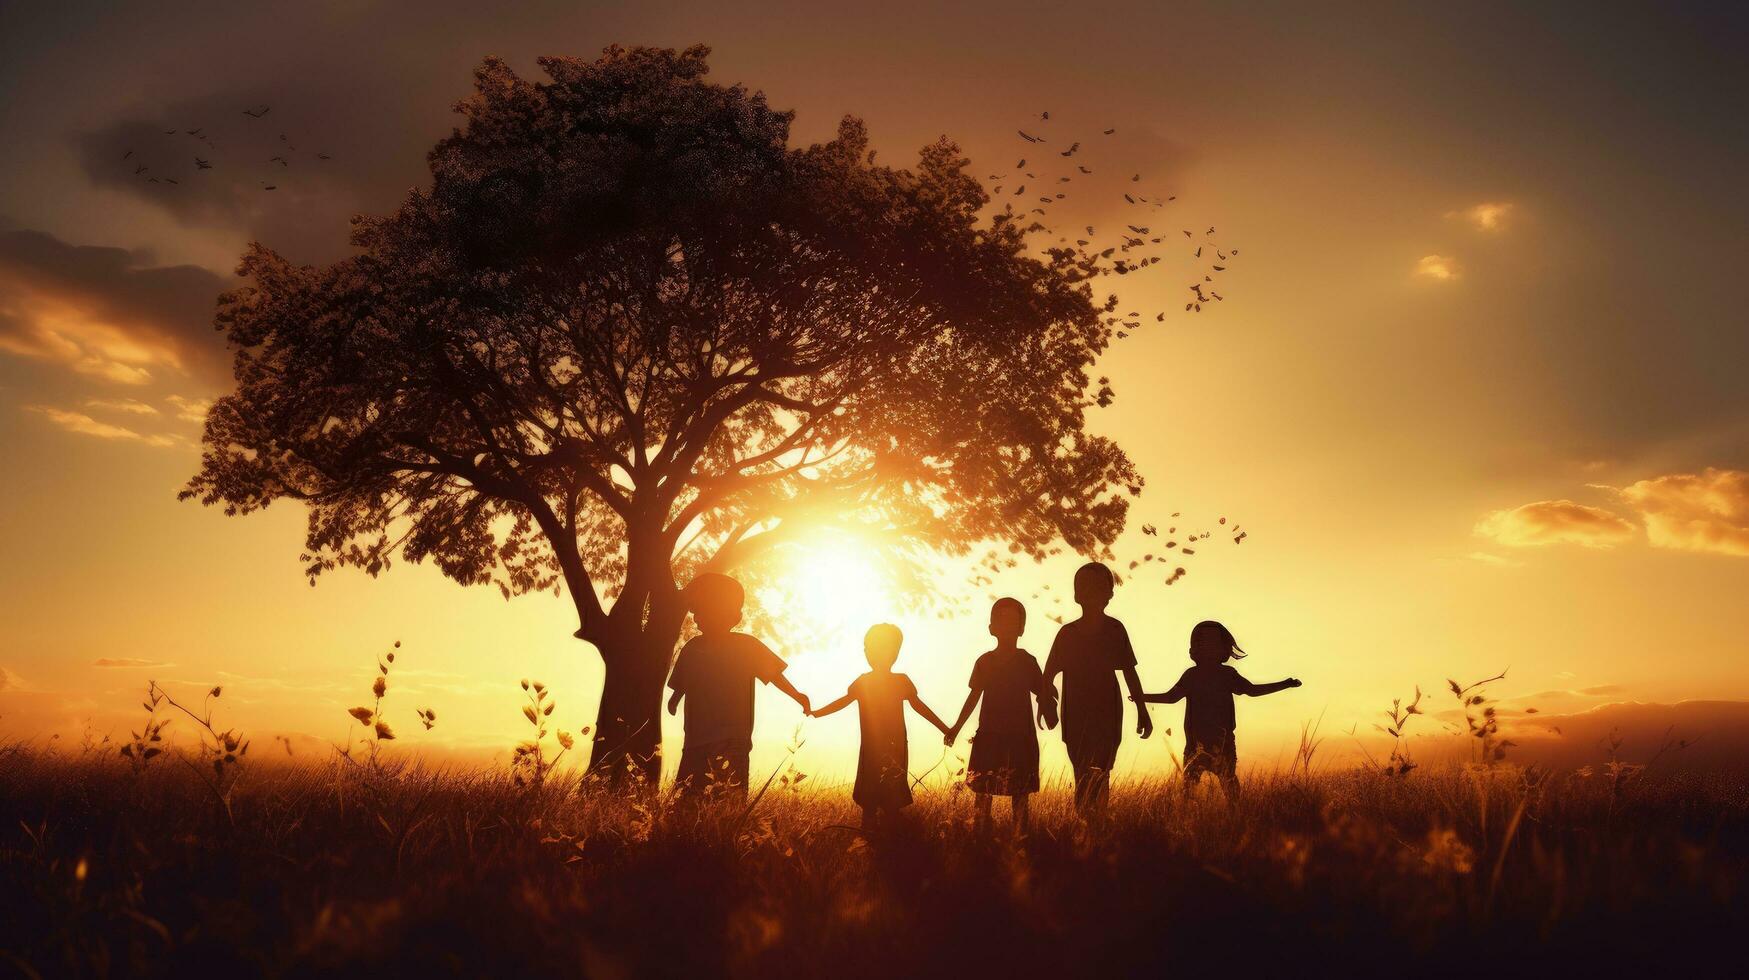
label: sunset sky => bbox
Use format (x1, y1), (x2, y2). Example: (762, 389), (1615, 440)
(2, 1), (1744, 781)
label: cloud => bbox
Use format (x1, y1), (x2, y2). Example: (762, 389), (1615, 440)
(1463, 551), (1521, 567)
(0, 665), (26, 692)
(1612, 467), (1749, 557)
(24, 405), (178, 448)
(1475, 499), (1636, 549)
(1414, 254), (1460, 281)
(165, 394), (213, 424)
(0, 228), (230, 385)
(1448, 201), (1515, 231)
(85, 398), (161, 416)
(92, 657), (172, 669)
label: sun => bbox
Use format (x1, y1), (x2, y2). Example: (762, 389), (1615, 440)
(759, 533), (899, 665)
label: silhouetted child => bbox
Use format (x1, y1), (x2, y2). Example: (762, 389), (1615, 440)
(1135, 620), (1300, 798)
(809, 624), (951, 829)
(667, 573), (811, 800)
(1043, 561), (1153, 815)
(946, 597), (1056, 834)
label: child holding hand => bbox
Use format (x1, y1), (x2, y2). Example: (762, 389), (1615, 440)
(1135, 620), (1300, 798)
(810, 624), (952, 829)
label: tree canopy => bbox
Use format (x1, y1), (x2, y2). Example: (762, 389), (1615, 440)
(183, 44), (1144, 775)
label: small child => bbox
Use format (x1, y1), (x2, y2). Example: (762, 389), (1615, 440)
(809, 624), (952, 829)
(945, 597), (1057, 834)
(1043, 561), (1153, 815)
(667, 573), (811, 801)
(1135, 620), (1300, 798)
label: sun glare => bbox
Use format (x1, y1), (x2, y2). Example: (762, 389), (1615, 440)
(761, 535), (899, 669)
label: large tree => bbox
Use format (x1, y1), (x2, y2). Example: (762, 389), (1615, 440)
(184, 45), (1141, 783)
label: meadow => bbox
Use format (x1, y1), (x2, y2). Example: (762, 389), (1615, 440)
(2, 730), (1744, 979)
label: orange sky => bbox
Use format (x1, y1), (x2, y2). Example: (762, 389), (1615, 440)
(2, 1), (1745, 782)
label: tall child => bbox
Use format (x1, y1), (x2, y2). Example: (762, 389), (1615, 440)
(1043, 561), (1153, 815)
(945, 597), (1056, 834)
(809, 624), (952, 829)
(1134, 620), (1300, 798)
(667, 572), (812, 800)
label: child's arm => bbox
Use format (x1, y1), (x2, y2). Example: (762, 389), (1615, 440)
(769, 671), (812, 714)
(1134, 672), (1189, 704)
(945, 690), (980, 745)
(908, 694), (953, 736)
(1122, 665), (1154, 737)
(810, 692), (855, 719)
(1236, 674), (1302, 697)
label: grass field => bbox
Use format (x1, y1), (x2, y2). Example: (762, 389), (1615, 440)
(2, 740), (1745, 978)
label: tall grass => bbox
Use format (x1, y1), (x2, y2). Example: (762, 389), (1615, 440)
(2, 740), (1744, 978)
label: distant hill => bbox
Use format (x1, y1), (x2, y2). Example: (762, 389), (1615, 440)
(1383, 699), (1749, 774)
(1503, 699), (1749, 773)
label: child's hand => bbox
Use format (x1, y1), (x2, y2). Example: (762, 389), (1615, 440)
(943, 725), (959, 746)
(1287, 678), (1303, 688)
(797, 692), (812, 713)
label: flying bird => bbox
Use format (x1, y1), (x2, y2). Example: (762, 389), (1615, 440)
(194, 157), (211, 169)
(243, 105), (271, 118)
(1103, 128), (1116, 135)
(1018, 130), (1043, 143)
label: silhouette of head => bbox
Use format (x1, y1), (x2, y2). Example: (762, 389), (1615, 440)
(989, 597), (1026, 642)
(1190, 620), (1246, 666)
(1073, 561), (1115, 611)
(864, 623), (903, 670)
(686, 573), (744, 635)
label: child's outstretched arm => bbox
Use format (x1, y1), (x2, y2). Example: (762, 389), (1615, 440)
(810, 692), (855, 719)
(769, 672), (812, 714)
(1134, 671), (1190, 704)
(908, 693), (952, 736)
(945, 690), (980, 745)
(1235, 674), (1302, 697)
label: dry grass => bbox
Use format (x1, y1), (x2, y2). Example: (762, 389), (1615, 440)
(1, 741), (1745, 978)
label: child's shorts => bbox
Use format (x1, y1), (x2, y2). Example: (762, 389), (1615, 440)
(1183, 735), (1236, 780)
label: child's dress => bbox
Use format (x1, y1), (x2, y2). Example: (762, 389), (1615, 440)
(965, 648), (1045, 795)
(850, 671), (916, 810)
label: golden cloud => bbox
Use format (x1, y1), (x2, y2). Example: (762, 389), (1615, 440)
(1449, 201), (1514, 231)
(0, 228), (229, 386)
(24, 405), (178, 448)
(1475, 499), (1636, 549)
(92, 657), (171, 668)
(85, 398), (161, 416)
(1615, 467), (1749, 557)
(165, 394), (213, 424)
(1415, 254), (1460, 281)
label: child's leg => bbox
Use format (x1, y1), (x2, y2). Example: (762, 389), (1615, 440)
(1086, 766), (1111, 814)
(973, 792), (993, 830)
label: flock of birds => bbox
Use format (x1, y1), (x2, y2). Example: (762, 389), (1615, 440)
(986, 109), (1241, 322)
(950, 110), (1248, 615)
(118, 105), (332, 192)
(962, 509), (1250, 624)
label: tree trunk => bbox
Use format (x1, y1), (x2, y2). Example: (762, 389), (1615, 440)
(586, 622), (680, 787)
